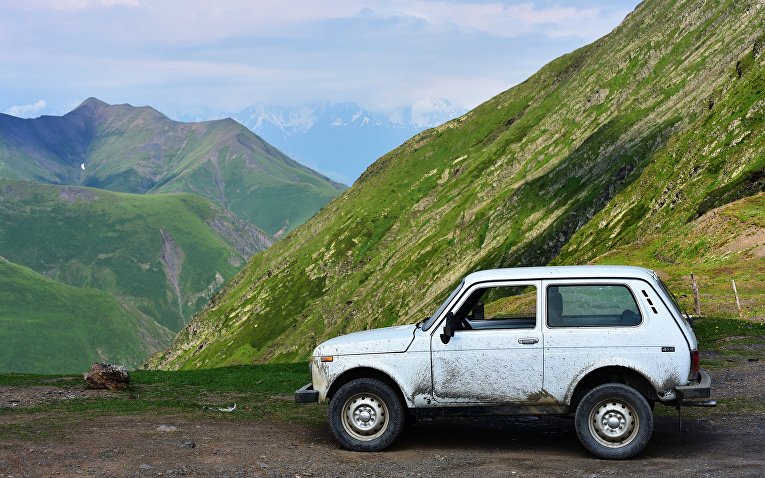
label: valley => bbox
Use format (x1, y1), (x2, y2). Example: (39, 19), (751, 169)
(0, 257), (173, 373)
(0, 180), (270, 332)
(0, 180), (272, 372)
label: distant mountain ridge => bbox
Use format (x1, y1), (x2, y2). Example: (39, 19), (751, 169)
(234, 100), (464, 183)
(0, 98), (344, 235)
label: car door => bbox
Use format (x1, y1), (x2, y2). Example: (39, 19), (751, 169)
(430, 280), (543, 404)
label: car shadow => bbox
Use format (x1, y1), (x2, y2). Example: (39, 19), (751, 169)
(388, 415), (718, 458)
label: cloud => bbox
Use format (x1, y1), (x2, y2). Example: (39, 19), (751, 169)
(366, 1), (626, 39)
(397, 2), (593, 35)
(14, 0), (140, 10)
(0, 1), (639, 117)
(1, 1), (628, 44)
(4, 100), (47, 118)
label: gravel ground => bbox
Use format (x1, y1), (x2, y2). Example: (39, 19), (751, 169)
(0, 360), (763, 477)
(0, 411), (763, 478)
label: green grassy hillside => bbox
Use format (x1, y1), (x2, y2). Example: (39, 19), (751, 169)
(0, 99), (344, 236)
(0, 179), (270, 332)
(152, 0), (765, 369)
(590, 193), (765, 320)
(0, 257), (173, 373)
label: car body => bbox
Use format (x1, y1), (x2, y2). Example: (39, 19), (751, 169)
(296, 265), (714, 459)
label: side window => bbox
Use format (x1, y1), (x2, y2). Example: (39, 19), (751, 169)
(456, 285), (537, 330)
(547, 284), (642, 327)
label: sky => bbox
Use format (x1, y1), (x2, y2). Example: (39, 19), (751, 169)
(0, 0), (640, 121)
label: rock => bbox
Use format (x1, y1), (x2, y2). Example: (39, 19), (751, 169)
(156, 425), (178, 432)
(586, 88), (609, 106)
(754, 37), (764, 58)
(83, 363), (130, 391)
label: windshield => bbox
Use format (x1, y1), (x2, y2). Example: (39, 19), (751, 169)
(422, 281), (463, 331)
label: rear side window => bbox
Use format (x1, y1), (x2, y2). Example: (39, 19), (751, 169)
(547, 284), (641, 328)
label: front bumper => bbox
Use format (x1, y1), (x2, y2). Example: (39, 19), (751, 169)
(676, 369), (713, 401)
(295, 383), (319, 403)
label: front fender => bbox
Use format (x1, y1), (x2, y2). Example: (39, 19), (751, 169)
(311, 351), (430, 407)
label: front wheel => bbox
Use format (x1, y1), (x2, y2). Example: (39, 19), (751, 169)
(328, 378), (405, 451)
(574, 383), (653, 459)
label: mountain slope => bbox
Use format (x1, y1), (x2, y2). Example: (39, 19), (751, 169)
(593, 193), (765, 320)
(0, 179), (270, 331)
(152, 0), (765, 369)
(0, 99), (344, 235)
(0, 256), (173, 373)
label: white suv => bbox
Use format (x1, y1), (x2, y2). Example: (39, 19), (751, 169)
(295, 266), (714, 459)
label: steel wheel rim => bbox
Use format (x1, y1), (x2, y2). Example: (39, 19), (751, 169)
(588, 398), (639, 448)
(341, 392), (389, 441)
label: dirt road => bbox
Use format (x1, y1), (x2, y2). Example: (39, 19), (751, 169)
(0, 407), (763, 478)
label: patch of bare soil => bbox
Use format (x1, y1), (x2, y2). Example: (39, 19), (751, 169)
(721, 226), (765, 258)
(0, 385), (115, 409)
(709, 360), (765, 402)
(0, 363), (763, 477)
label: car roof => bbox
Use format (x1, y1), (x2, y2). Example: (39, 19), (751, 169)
(463, 265), (658, 284)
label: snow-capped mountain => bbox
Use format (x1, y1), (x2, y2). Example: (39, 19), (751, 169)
(395, 98), (466, 129)
(234, 101), (464, 184)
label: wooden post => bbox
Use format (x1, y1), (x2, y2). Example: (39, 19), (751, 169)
(732, 279), (744, 320)
(691, 273), (701, 316)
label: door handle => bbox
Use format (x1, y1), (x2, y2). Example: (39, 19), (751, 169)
(518, 337), (539, 345)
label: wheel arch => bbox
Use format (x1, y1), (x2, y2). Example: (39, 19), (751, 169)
(569, 366), (658, 410)
(327, 367), (408, 406)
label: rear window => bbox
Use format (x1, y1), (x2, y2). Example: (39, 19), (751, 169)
(547, 284), (642, 327)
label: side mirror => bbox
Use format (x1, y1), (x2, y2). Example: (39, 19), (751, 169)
(440, 312), (457, 344)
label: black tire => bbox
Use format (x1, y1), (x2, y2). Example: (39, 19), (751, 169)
(328, 377), (405, 451)
(574, 383), (653, 459)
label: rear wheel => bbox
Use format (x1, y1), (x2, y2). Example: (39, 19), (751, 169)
(329, 378), (405, 451)
(575, 383), (653, 459)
